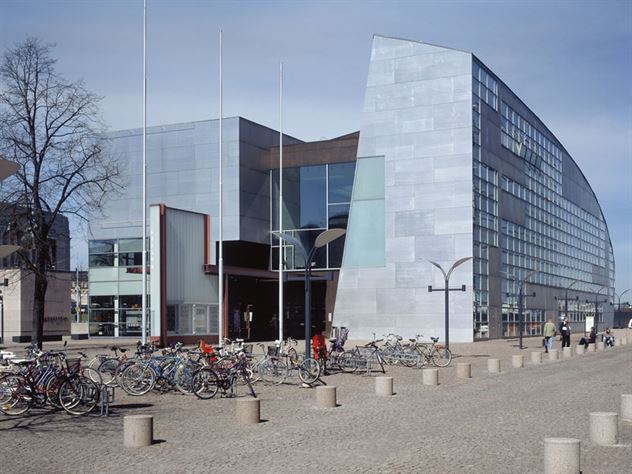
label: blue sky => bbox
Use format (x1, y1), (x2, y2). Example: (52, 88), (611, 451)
(1, 0), (631, 296)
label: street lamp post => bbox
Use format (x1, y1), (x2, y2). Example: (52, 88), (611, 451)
(427, 257), (472, 353)
(555, 279), (580, 333)
(506, 270), (537, 350)
(586, 286), (608, 332)
(615, 289), (631, 311)
(273, 229), (345, 359)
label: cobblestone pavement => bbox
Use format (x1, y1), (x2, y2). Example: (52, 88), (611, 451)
(1, 333), (631, 473)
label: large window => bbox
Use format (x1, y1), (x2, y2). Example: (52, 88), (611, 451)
(88, 238), (147, 269)
(271, 161), (355, 270)
(473, 61), (498, 110)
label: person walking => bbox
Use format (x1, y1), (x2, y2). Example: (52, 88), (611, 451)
(543, 318), (556, 353)
(560, 318), (571, 348)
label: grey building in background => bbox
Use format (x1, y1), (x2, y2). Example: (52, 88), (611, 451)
(334, 36), (615, 341)
(88, 118), (301, 337)
(88, 35), (615, 343)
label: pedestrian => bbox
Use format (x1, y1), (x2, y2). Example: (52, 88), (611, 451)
(561, 318), (571, 348)
(604, 328), (615, 347)
(578, 326), (596, 348)
(543, 318), (556, 353)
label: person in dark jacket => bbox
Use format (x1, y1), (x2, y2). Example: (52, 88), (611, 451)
(578, 326), (596, 348)
(560, 319), (571, 348)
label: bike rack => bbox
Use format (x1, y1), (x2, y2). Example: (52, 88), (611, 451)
(96, 385), (116, 417)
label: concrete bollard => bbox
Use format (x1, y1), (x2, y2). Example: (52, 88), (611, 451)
(511, 355), (524, 368)
(621, 394), (632, 422)
(543, 438), (581, 474)
(615, 337), (621, 347)
(575, 345), (585, 355)
(562, 347), (573, 359)
(622, 337), (627, 345)
(316, 386), (337, 408)
(422, 368), (439, 386)
(375, 376), (393, 396)
(487, 358), (501, 374)
(236, 398), (260, 424)
(548, 349), (559, 361)
(596, 341), (605, 351)
(456, 362), (471, 379)
(589, 412), (618, 446)
(531, 352), (542, 364)
(124, 415), (154, 448)
(587, 343), (596, 353)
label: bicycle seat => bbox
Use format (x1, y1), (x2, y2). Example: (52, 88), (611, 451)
(431, 337), (439, 343)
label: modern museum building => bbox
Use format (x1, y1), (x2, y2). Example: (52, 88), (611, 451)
(87, 35), (615, 345)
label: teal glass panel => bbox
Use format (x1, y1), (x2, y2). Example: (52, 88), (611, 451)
(351, 156), (385, 200)
(343, 200), (385, 267)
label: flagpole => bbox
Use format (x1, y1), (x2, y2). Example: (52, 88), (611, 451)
(218, 30), (224, 348)
(278, 62), (283, 344)
(141, 0), (148, 345)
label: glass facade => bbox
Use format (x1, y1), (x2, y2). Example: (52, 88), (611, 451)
(88, 238), (149, 337)
(473, 61), (498, 111)
(472, 58), (615, 338)
(271, 161), (355, 270)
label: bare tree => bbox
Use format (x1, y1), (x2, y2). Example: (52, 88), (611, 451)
(0, 37), (119, 347)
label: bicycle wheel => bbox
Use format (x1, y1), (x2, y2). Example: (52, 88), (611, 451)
(120, 363), (155, 396)
(399, 347), (420, 368)
(191, 368), (220, 400)
(97, 358), (120, 387)
(58, 376), (100, 415)
(337, 351), (358, 373)
(298, 358), (321, 385)
(45, 374), (64, 409)
(0, 374), (33, 416)
(257, 358), (288, 385)
(431, 347), (452, 367)
(174, 363), (196, 395)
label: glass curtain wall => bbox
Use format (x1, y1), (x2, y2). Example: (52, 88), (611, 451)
(270, 162), (355, 270)
(88, 238), (148, 337)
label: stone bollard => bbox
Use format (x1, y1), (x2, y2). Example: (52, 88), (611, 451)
(621, 394), (632, 422)
(589, 412), (618, 446)
(562, 347), (573, 359)
(316, 386), (337, 408)
(487, 358), (501, 374)
(596, 341), (605, 351)
(543, 438), (581, 474)
(422, 368), (439, 386)
(575, 345), (585, 355)
(548, 349), (559, 361)
(456, 362), (471, 379)
(587, 343), (596, 353)
(615, 337), (621, 347)
(531, 352), (542, 364)
(622, 337), (627, 345)
(375, 376), (393, 396)
(236, 398), (260, 424)
(511, 355), (524, 368)
(124, 415), (154, 448)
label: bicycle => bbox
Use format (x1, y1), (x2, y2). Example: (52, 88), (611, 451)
(406, 335), (452, 367)
(192, 352), (256, 399)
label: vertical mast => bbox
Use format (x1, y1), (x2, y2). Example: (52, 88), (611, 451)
(218, 30), (224, 347)
(278, 62), (284, 343)
(141, 0), (148, 344)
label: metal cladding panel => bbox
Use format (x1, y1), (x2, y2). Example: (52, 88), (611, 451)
(335, 36), (474, 342)
(89, 119), (241, 259)
(164, 208), (217, 304)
